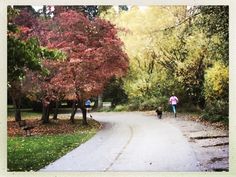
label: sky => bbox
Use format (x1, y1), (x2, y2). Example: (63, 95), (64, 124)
(32, 5), (148, 13)
(32, 6), (43, 12)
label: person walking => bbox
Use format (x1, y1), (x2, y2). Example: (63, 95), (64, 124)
(169, 93), (179, 117)
(85, 99), (92, 118)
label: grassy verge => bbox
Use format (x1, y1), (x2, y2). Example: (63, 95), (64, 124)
(8, 123), (99, 171)
(7, 110), (41, 120)
(7, 108), (74, 120)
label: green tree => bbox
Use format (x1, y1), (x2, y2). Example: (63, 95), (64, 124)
(101, 5), (228, 117)
(7, 7), (43, 121)
(102, 6), (188, 109)
(196, 6), (228, 65)
(103, 77), (128, 107)
(7, 6), (64, 121)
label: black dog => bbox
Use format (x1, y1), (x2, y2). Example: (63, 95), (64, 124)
(156, 106), (163, 119)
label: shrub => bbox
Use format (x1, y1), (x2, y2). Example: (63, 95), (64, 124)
(127, 96), (168, 111)
(113, 105), (129, 112)
(204, 61), (228, 116)
(139, 98), (158, 111)
(128, 97), (142, 111)
(201, 112), (228, 125)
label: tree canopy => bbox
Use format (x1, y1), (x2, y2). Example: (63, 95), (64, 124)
(8, 6), (129, 123)
(101, 5), (228, 118)
(7, 5), (228, 123)
(7, 6), (63, 121)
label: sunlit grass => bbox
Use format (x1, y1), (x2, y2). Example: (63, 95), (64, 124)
(7, 107), (74, 120)
(8, 108), (100, 171)
(7, 109), (41, 120)
(8, 129), (97, 171)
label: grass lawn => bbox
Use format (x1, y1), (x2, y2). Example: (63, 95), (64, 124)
(7, 109), (41, 120)
(8, 114), (101, 171)
(7, 108), (74, 120)
(8, 130), (96, 171)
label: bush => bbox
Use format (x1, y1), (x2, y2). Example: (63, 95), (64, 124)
(205, 100), (229, 116)
(95, 107), (112, 112)
(201, 112), (228, 125)
(139, 98), (158, 111)
(177, 102), (202, 113)
(127, 96), (168, 111)
(113, 105), (129, 112)
(204, 61), (228, 116)
(128, 98), (142, 111)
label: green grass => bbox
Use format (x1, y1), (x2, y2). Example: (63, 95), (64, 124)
(7, 109), (41, 119)
(8, 130), (97, 171)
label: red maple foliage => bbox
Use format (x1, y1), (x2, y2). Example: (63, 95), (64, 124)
(24, 9), (129, 124)
(12, 8), (39, 40)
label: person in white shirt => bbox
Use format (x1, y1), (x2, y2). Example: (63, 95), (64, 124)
(169, 93), (179, 117)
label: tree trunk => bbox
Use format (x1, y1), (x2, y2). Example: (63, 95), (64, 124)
(98, 94), (103, 108)
(41, 103), (50, 124)
(198, 97), (206, 110)
(53, 101), (60, 120)
(12, 96), (21, 122)
(70, 100), (78, 124)
(9, 81), (22, 122)
(78, 99), (88, 126)
(81, 107), (88, 125)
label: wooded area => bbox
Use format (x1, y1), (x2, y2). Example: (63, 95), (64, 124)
(101, 5), (228, 122)
(8, 5), (228, 124)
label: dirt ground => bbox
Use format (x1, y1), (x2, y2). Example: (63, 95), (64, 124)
(156, 112), (229, 172)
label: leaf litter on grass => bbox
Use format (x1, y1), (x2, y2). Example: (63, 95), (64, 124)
(7, 117), (101, 171)
(8, 118), (101, 137)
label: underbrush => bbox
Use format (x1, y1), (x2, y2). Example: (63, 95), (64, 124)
(200, 113), (228, 126)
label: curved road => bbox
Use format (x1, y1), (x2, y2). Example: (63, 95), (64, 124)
(40, 112), (200, 172)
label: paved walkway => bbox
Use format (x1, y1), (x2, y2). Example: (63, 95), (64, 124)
(40, 112), (200, 172)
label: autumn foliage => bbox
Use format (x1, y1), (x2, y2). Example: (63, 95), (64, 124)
(37, 10), (129, 100)
(11, 7), (129, 124)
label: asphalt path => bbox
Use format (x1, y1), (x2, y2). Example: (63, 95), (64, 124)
(40, 112), (200, 172)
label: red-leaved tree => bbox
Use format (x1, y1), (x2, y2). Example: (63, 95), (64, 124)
(23, 59), (73, 123)
(32, 9), (129, 124)
(11, 7), (68, 123)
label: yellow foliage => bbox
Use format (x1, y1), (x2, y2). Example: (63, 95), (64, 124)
(100, 6), (189, 99)
(204, 61), (228, 98)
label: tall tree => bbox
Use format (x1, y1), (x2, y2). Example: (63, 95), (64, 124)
(196, 6), (228, 65)
(8, 6), (65, 122)
(32, 9), (129, 124)
(196, 6), (229, 115)
(103, 77), (128, 107)
(102, 6), (188, 107)
(53, 5), (113, 19)
(23, 57), (68, 123)
(119, 5), (128, 12)
(101, 5), (228, 115)
(53, 5), (103, 19)
(7, 6), (43, 121)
